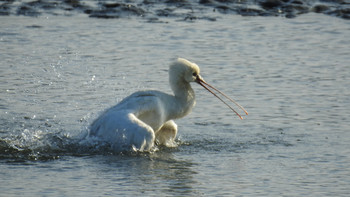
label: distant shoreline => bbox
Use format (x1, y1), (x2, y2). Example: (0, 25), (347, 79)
(1, 0), (349, 20)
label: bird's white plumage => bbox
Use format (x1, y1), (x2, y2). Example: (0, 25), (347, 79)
(88, 58), (247, 152)
(88, 58), (200, 151)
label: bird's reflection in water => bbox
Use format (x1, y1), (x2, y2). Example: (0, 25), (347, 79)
(91, 149), (199, 196)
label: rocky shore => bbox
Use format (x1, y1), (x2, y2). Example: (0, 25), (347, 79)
(1, 0), (349, 20)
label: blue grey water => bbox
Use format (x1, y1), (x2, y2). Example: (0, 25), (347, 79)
(1, 13), (350, 196)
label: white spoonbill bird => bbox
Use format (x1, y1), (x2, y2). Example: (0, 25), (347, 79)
(88, 58), (248, 152)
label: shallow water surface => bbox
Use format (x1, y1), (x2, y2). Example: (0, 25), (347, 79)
(1, 14), (350, 196)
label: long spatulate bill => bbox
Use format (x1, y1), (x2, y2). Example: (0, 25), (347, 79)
(196, 76), (248, 120)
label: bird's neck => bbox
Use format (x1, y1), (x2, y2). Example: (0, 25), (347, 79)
(169, 80), (196, 120)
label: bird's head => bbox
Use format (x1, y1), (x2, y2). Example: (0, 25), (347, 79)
(169, 58), (248, 119)
(169, 58), (202, 83)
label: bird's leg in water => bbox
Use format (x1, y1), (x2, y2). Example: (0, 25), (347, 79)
(155, 120), (178, 147)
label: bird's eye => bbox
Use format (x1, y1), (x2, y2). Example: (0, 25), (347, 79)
(192, 73), (197, 77)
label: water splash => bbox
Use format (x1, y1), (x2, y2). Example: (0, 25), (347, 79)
(0, 129), (75, 161)
(0, 127), (178, 162)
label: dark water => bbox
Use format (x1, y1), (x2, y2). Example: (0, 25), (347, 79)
(1, 12), (350, 196)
